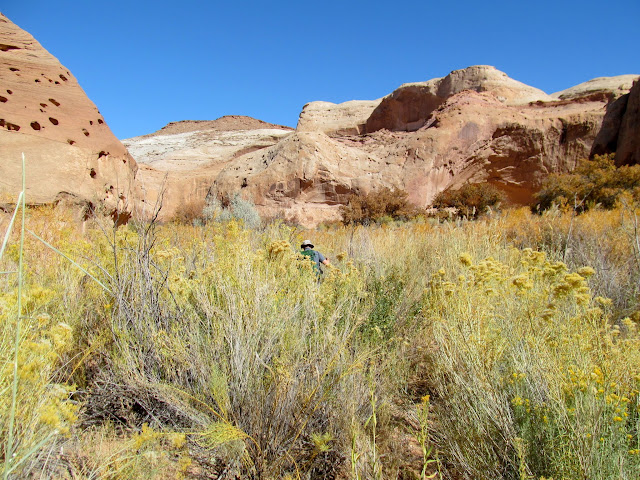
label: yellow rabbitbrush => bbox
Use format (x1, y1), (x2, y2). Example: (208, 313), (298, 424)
(421, 247), (640, 480)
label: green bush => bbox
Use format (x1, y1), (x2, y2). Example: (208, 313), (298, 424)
(534, 154), (640, 212)
(431, 182), (505, 219)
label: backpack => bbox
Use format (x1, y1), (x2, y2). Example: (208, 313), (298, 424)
(300, 249), (321, 274)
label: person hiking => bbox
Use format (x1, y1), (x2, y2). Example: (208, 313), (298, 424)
(300, 239), (329, 276)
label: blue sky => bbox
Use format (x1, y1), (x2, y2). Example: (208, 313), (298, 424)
(5, 1), (639, 139)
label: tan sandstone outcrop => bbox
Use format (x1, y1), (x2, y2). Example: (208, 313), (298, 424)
(552, 75), (639, 100)
(126, 116), (293, 218)
(364, 65), (551, 133)
(0, 13), (137, 214)
(296, 100), (381, 135)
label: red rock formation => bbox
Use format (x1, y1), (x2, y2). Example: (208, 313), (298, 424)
(0, 13), (137, 214)
(209, 68), (630, 224)
(616, 80), (640, 166)
(364, 66), (551, 133)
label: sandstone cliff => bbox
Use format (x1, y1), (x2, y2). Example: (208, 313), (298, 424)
(0, 13), (137, 215)
(551, 75), (638, 100)
(208, 67), (637, 225)
(614, 80), (640, 166)
(125, 116), (293, 218)
(364, 65), (551, 133)
(590, 79), (640, 166)
(296, 100), (381, 135)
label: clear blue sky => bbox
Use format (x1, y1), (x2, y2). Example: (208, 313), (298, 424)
(5, 1), (639, 139)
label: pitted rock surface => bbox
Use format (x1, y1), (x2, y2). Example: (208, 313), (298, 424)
(0, 13), (137, 213)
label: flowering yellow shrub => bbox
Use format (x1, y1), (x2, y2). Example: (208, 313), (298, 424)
(2, 202), (640, 478)
(0, 284), (78, 475)
(422, 246), (640, 479)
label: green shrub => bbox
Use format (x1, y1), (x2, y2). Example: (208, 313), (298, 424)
(431, 182), (505, 219)
(534, 154), (640, 212)
(420, 248), (640, 480)
(6, 196), (640, 479)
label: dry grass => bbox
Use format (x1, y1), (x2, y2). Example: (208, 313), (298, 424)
(2, 203), (640, 478)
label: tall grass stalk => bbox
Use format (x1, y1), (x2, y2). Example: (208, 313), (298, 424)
(26, 229), (112, 294)
(0, 192), (23, 262)
(3, 153), (26, 479)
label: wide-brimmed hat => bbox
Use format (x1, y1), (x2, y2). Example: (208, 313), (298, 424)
(301, 239), (314, 248)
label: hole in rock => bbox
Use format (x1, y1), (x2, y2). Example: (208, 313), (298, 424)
(49, 117), (59, 125)
(82, 202), (95, 221)
(49, 98), (60, 106)
(40, 103), (47, 107)
(7, 90), (12, 94)
(39, 109), (44, 113)
(67, 139), (76, 145)
(0, 97), (7, 103)
(54, 81), (60, 85)
(59, 74), (68, 81)
(0, 44), (20, 52)
(34, 79), (41, 83)
(9, 67), (19, 72)
(82, 128), (90, 137)
(97, 119), (104, 124)
(98, 151), (108, 158)
(89, 120), (93, 125)
(30, 121), (41, 130)
(89, 168), (97, 178)
(0, 120), (21, 131)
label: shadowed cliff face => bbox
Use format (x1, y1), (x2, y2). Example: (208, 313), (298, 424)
(0, 13), (137, 216)
(616, 80), (640, 166)
(589, 78), (640, 167)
